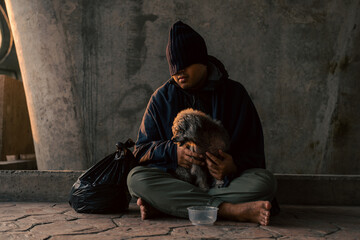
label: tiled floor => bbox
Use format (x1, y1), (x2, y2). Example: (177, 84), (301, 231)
(0, 202), (359, 239)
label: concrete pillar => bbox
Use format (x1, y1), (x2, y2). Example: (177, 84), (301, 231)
(5, 1), (88, 170)
(4, 0), (155, 170)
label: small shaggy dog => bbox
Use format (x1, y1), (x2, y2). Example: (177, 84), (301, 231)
(171, 108), (230, 191)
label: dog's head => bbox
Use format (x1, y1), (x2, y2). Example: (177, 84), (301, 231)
(171, 108), (230, 156)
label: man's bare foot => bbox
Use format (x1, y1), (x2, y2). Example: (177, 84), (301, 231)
(218, 201), (272, 226)
(136, 198), (162, 220)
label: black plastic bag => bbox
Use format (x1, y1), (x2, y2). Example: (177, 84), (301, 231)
(69, 139), (138, 213)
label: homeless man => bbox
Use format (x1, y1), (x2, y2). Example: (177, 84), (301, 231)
(127, 21), (278, 226)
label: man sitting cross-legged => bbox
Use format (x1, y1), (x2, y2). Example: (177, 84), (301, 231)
(127, 21), (278, 226)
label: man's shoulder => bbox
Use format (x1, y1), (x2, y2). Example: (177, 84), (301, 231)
(150, 79), (177, 102)
(221, 78), (247, 94)
(154, 78), (174, 92)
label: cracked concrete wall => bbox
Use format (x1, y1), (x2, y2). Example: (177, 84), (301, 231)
(4, 0), (360, 173)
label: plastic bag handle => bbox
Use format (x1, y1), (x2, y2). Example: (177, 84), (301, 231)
(116, 139), (135, 151)
(114, 139), (135, 160)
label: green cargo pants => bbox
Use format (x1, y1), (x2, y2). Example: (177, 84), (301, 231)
(127, 166), (277, 218)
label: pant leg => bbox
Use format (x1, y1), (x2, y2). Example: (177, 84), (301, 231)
(127, 166), (224, 218)
(208, 168), (277, 203)
(127, 166), (277, 218)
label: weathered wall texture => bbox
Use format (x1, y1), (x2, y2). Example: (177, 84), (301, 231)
(4, 0), (360, 173)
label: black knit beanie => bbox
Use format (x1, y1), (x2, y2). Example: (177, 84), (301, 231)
(166, 21), (208, 76)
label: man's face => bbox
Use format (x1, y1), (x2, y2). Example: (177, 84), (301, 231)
(172, 64), (207, 90)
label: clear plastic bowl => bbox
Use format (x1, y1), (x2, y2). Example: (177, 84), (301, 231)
(187, 206), (218, 225)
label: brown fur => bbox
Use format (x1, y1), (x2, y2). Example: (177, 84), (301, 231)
(171, 108), (230, 191)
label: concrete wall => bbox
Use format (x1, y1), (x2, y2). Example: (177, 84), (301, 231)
(4, 0), (360, 173)
(1, 170), (359, 205)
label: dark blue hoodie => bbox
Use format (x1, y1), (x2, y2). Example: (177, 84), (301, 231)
(133, 56), (265, 183)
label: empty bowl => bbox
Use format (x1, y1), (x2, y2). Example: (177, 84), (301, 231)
(187, 206), (218, 225)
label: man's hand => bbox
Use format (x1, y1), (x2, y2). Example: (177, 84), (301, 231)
(177, 145), (205, 169)
(206, 150), (237, 180)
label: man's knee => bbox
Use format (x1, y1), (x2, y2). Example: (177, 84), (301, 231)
(242, 168), (277, 200)
(127, 166), (169, 196)
(127, 166), (148, 192)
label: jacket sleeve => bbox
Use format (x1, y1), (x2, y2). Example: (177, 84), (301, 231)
(233, 90), (265, 174)
(220, 81), (266, 177)
(234, 97), (265, 173)
(133, 94), (178, 172)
